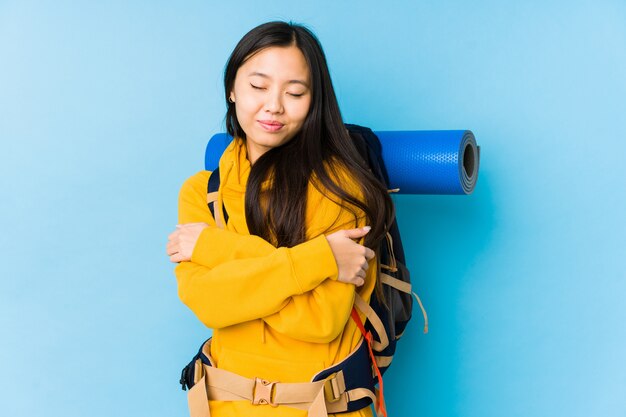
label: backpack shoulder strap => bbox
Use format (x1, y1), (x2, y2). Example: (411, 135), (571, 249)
(206, 167), (229, 227)
(207, 167), (220, 207)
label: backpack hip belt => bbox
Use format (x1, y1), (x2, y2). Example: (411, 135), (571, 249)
(182, 338), (380, 417)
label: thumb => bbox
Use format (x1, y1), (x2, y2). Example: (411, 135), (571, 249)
(343, 226), (371, 239)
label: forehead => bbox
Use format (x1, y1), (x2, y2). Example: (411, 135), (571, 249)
(238, 46), (310, 84)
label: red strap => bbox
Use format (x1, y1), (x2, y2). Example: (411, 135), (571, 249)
(351, 307), (388, 417)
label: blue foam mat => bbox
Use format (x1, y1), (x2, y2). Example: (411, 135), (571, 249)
(205, 129), (479, 195)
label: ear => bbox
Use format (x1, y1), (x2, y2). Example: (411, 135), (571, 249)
(229, 92), (235, 103)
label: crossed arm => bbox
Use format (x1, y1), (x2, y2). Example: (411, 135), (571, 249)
(168, 171), (373, 343)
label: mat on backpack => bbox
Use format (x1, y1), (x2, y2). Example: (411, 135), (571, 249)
(204, 129), (480, 195)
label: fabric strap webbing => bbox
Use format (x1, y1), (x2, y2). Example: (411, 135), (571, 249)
(186, 360), (362, 417)
(379, 273), (429, 334)
(350, 307), (388, 417)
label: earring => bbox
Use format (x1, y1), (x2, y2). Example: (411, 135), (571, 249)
(228, 96), (235, 103)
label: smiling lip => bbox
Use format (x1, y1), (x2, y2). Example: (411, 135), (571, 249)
(258, 120), (284, 132)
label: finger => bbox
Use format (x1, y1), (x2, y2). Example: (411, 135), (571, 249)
(364, 247), (375, 261)
(343, 226), (371, 239)
(168, 230), (180, 240)
(166, 242), (179, 256)
(355, 277), (365, 287)
(361, 259), (369, 271)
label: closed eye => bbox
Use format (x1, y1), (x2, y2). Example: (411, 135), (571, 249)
(251, 83), (305, 97)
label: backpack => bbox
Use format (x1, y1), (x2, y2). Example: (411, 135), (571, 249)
(179, 123), (428, 416)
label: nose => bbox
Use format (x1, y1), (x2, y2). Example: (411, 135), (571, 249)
(264, 90), (284, 114)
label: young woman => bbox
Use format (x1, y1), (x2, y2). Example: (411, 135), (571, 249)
(167, 21), (394, 417)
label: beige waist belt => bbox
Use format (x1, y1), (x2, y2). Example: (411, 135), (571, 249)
(187, 359), (378, 417)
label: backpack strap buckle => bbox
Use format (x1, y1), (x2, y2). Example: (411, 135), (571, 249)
(323, 371), (346, 403)
(252, 377), (278, 407)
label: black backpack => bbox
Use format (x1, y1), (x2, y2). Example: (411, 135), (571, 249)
(181, 123), (427, 415)
(342, 123), (427, 364)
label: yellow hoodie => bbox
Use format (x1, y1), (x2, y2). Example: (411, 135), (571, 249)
(175, 137), (376, 417)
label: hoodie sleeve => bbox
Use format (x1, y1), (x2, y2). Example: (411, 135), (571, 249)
(177, 170), (281, 264)
(175, 236), (339, 329)
(261, 214), (371, 344)
(261, 273), (359, 343)
(174, 171), (340, 329)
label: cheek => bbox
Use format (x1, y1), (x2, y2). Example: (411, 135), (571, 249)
(292, 99), (311, 123)
(234, 98), (261, 121)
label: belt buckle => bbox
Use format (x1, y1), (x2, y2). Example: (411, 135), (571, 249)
(252, 377), (278, 407)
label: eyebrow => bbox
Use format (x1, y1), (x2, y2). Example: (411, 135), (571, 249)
(248, 71), (309, 88)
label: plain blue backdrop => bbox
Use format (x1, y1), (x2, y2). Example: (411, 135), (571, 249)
(1, 1), (625, 416)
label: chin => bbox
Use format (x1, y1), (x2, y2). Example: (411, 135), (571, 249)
(257, 133), (291, 147)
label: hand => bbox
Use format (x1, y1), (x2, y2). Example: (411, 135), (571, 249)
(167, 222), (209, 263)
(325, 226), (375, 286)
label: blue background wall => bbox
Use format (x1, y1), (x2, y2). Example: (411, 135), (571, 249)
(1, 1), (624, 416)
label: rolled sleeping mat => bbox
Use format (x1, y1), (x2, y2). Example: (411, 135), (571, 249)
(375, 130), (479, 195)
(205, 129), (480, 195)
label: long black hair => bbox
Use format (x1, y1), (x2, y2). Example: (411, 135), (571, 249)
(224, 21), (394, 294)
